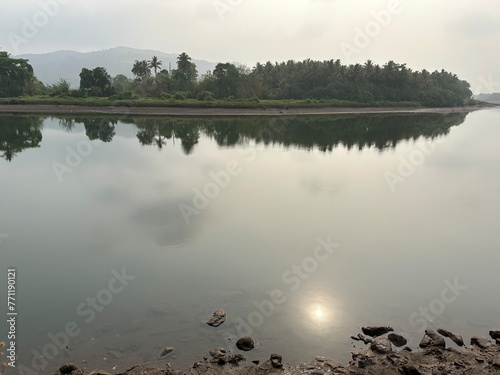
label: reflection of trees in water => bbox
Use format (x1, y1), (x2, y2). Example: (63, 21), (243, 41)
(0, 115), (43, 161)
(57, 116), (117, 142)
(132, 112), (468, 154)
(0, 112), (470, 161)
(134, 118), (199, 155)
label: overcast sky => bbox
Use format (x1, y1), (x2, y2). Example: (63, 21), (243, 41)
(1, 0), (499, 93)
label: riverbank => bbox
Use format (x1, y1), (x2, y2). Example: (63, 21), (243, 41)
(0, 104), (491, 117)
(52, 328), (500, 375)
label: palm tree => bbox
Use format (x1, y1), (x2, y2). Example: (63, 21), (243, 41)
(132, 60), (151, 81)
(149, 56), (162, 76)
(176, 52), (192, 71)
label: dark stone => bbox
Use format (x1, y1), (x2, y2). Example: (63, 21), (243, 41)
(206, 309), (226, 327)
(437, 328), (464, 346)
(370, 338), (392, 354)
(252, 360), (259, 365)
(236, 336), (255, 351)
(402, 365), (423, 375)
(159, 346), (174, 357)
(419, 329), (445, 349)
(403, 346), (413, 352)
(388, 333), (407, 347)
(361, 326), (394, 338)
(489, 330), (500, 340)
(270, 354), (283, 368)
(59, 363), (78, 374)
(470, 336), (492, 349)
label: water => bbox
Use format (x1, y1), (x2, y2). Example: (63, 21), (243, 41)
(0, 109), (499, 373)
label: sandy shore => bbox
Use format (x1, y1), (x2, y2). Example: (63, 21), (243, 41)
(0, 104), (489, 117)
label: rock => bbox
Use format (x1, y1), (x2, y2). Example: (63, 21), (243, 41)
(270, 354), (283, 368)
(314, 356), (344, 370)
(470, 336), (492, 349)
(370, 338), (392, 354)
(208, 347), (226, 359)
(437, 328), (464, 346)
(388, 333), (407, 347)
(358, 333), (372, 344)
(402, 364), (422, 375)
(59, 363), (78, 374)
(251, 360), (259, 365)
(361, 326), (394, 338)
(419, 329), (445, 349)
(159, 346), (174, 357)
(236, 336), (255, 351)
(490, 330), (500, 340)
(206, 309), (227, 327)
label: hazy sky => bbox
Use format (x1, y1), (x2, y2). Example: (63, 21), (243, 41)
(1, 0), (499, 93)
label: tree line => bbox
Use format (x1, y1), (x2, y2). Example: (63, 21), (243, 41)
(0, 49), (472, 107)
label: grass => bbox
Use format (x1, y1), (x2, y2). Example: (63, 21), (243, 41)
(0, 96), (425, 109)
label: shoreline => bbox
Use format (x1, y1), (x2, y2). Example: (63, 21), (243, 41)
(50, 327), (500, 374)
(0, 104), (491, 117)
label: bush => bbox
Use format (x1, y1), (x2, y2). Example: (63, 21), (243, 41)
(110, 91), (134, 100)
(174, 91), (188, 100)
(197, 91), (214, 101)
(248, 95), (260, 103)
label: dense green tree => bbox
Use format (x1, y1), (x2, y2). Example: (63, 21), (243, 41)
(213, 63), (240, 98)
(172, 52), (198, 93)
(79, 67), (113, 96)
(0, 51), (35, 97)
(112, 74), (133, 93)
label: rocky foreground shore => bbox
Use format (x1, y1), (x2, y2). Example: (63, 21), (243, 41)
(53, 327), (500, 375)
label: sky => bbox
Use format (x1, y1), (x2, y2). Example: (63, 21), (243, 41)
(0, 0), (499, 93)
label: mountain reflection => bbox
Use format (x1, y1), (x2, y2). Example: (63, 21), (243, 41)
(0, 112), (468, 161)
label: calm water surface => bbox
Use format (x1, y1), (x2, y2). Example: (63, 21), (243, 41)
(0, 109), (499, 372)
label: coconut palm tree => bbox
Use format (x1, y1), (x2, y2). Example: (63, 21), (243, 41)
(132, 60), (151, 81)
(149, 56), (162, 76)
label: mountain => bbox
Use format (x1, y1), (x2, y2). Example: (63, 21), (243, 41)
(15, 47), (218, 88)
(474, 92), (500, 104)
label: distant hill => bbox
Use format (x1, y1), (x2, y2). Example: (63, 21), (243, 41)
(474, 92), (500, 104)
(15, 47), (218, 88)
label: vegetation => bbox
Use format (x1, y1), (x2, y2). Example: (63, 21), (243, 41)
(0, 51), (36, 97)
(0, 48), (474, 107)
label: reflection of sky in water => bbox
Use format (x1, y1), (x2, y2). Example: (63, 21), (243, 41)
(1, 111), (500, 371)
